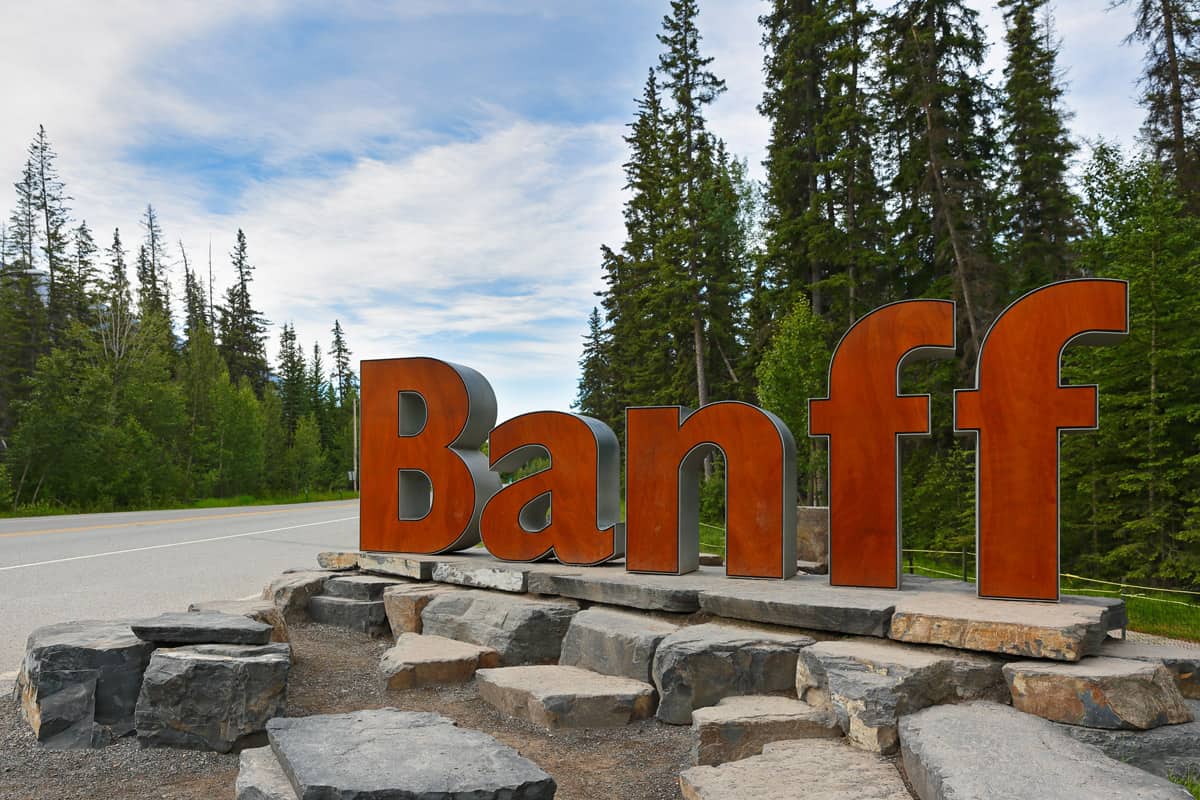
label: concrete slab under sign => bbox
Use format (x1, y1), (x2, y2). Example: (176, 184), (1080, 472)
(309, 552), (1125, 661)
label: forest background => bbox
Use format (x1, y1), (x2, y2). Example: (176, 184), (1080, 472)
(0, 0), (1197, 593)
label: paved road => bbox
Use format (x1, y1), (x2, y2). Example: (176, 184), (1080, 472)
(0, 500), (359, 673)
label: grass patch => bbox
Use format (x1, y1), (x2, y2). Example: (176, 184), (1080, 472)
(0, 489), (359, 519)
(1171, 772), (1200, 799)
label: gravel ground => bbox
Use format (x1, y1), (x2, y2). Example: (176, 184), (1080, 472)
(0, 621), (695, 800)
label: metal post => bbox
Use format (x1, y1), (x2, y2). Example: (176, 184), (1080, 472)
(352, 394), (359, 493)
(962, 547), (968, 583)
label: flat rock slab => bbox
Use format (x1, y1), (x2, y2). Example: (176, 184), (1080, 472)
(307, 596), (389, 637)
(679, 739), (910, 800)
(133, 612), (273, 646)
(263, 571), (338, 622)
(899, 702), (1191, 800)
(432, 559), (531, 592)
(323, 574), (408, 601)
(691, 695), (839, 766)
(237, 746), (298, 800)
(316, 551), (359, 570)
(380, 634), (500, 690)
(698, 575), (898, 637)
(383, 583), (463, 636)
(652, 623), (814, 724)
(558, 607), (680, 683)
(268, 708), (557, 799)
(796, 638), (1007, 753)
(1004, 656), (1193, 730)
(1056, 699), (1200, 780)
(356, 551), (436, 580)
(189, 599), (289, 644)
(420, 590), (579, 665)
(135, 643), (290, 752)
(1103, 639), (1200, 699)
(16, 620), (154, 749)
(476, 665), (656, 728)
(526, 568), (726, 613)
(889, 587), (1124, 661)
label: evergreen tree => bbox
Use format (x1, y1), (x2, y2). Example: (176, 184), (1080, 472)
(136, 205), (171, 323)
(0, 159), (47, 438)
(760, 0), (888, 325)
(276, 323), (307, 437)
(998, 0), (1077, 291)
(1117, 0), (1200, 197)
(574, 307), (611, 420)
(330, 320), (355, 403)
(31, 126), (71, 341)
(877, 0), (1001, 362)
(66, 221), (99, 327)
(217, 229), (269, 393)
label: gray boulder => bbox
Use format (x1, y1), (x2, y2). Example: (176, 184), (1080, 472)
(323, 574), (408, 601)
(135, 643), (290, 752)
(691, 695), (840, 766)
(263, 570), (338, 622)
(1102, 639), (1200, 699)
(476, 665), (656, 729)
(189, 598), (289, 644)
(307, 596), (389, 637)
(1003, 657), (1193, 730)
(132, 611), (273, 646)
(1056, 700), (1200, 780)
(899, 702), (1192, 800)
(652, 622), (814, 724)
(420, 590), (579, 665)
(558, 607), (680, 683)
(237, 746), (298, 800)
(15, 619), (154, 748)
(796, 637), (1007, 753)
(382, 582), (462, 636)
(267, 708), (557, 799)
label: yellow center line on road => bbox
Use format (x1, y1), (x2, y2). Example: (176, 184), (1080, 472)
(0, 501), (359, 540)
(0, 515), (361, 572)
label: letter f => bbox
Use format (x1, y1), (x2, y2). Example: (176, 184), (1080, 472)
(955, 279), (1128, 601)
(810, 300), (956, 589)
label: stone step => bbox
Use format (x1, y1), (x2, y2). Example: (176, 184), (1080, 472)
(1056, 699), (1200, 781)
(236, 747), (297, 800)
(132, 612), (273, 646)
(558, 607), (680, 683)
(652, 622), (814, 725)
(679, 739), (910, 800)
(1003, 656), (1193, 730)
(188, 598), (288, 644)
(691, 696), (840, 766)
(382, 582), (463, 636)
(16, 620), (154, 749)
(307, 595), (389, 637)
(476, 664), (657, 729)
(528, 567), (725, 613)
(267, 709), (556, 799)
(420, 590), (579, 665)
(1102, 638), (1200, 699)
(795, 637), (1007, 753)
(316, 551), (359, 570)
(888, 578), (1126, 661)
(899, 702), (1192, 800)
(697, 575), (898, 637)
(380, 633), (500, 690)
(135, 643), (290, 753)
(323, 573), (409, 601)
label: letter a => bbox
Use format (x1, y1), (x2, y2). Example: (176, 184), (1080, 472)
(810, 300), (956, 589)
(955, 279), (1128, 601)
(360, 357), (500, 553)
(481, 411), (624, 566)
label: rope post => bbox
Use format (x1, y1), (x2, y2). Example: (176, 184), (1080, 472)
(907, 554), (914, 575)
(961, 547), (968, 583)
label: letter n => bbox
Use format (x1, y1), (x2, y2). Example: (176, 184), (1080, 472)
(359, 357), (500, 553)
(625, 402), (796, 578)
(480, 411), (624, 566)
(809, 300), (956, 589)
(955, 279), (1128, 601)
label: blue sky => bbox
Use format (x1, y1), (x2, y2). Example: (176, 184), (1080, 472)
(2, 0), (1145, 421)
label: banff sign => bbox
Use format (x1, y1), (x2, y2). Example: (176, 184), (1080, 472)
(360, 279), (1129, 603)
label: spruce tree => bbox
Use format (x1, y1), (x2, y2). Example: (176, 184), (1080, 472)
(31, 126), (71, 341)
(217, 229), (270, 393)
(574, 307), (611, 420)
(275, 323), (307, 438)
(998, 0), (1077, 291)
(330, 320), (354, 403)
(67, 221), (98, 327)
(0, 160), (47, 438)
(1117, 0), (1200, 198)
